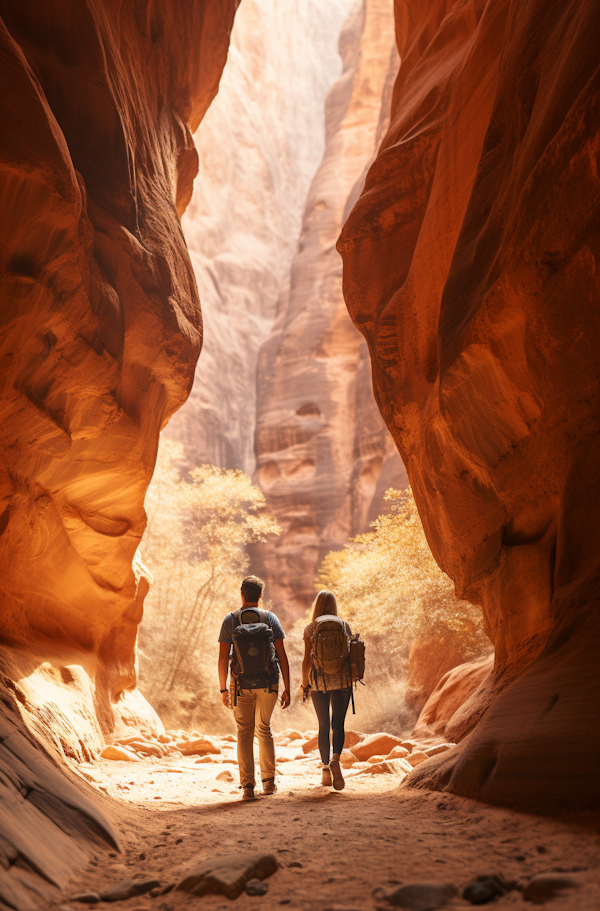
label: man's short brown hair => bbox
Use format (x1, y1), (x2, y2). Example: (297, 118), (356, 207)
(241, 575), (264, 603)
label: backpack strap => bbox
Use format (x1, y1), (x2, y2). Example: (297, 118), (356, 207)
(234, 606), (266, 627)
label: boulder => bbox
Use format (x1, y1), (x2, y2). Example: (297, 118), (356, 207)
(407, 752), (429, 768)
(176, 853), (278, 899)
(385, 746), (410, 761)
(177, 736), (221, 757)
(351, 734), (405, 762)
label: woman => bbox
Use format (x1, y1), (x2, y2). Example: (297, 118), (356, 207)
(301, 589), (352, 790)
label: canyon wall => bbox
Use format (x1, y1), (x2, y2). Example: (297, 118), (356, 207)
(0, 0), (237, 755)
(339, 0), (600, 811)
(250, 0), (407, 621)
(164, 0), (356, 474)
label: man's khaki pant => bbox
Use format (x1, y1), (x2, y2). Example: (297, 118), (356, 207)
(232, 686), (278, 787)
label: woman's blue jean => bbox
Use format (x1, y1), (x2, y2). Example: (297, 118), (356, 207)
(311, 689), (352, 764)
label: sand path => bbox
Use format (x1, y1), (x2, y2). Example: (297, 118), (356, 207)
(62, 737), (600, 911)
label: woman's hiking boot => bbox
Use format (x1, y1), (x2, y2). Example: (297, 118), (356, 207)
(263, 778), (277, 795)
(242, 784), (255, 800)
(321, 765), (332, 787)
(330, 754), (345, 791)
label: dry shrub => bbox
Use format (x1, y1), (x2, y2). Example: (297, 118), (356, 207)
(137, 438), (280, 732)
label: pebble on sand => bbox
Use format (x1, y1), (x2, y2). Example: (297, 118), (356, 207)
(379, 881), (458, 910)
(101, 745), (140, 762)
(176, 852), (278, 899)
(246, 878), (269, 896)
(100, 879), (161, 902)
(522, 873), (580, 904)
(462, 875), (505, 904)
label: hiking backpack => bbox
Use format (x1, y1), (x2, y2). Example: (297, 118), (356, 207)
(311, 615), (366, 714)
(311, 614), (350, 684)
(230, 608), (278, 702)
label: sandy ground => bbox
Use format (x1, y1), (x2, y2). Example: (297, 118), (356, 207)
(63, 740), (600, 911)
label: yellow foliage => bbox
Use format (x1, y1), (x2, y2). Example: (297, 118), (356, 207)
(137, 438), (280, 729)
(317, 488), (487, 659)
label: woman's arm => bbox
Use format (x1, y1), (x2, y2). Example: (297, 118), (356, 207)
(302, 636), (312, 688)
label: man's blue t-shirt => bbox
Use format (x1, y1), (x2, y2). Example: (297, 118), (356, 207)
(218, 607), (285, 687)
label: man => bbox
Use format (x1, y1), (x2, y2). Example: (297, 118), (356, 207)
(218, 575), (291, 799)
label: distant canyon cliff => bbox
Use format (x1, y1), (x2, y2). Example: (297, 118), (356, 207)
(167, 0), (407, 621)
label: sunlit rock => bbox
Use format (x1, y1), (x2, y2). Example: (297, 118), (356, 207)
(0, 0), (235, 752)
(340, 0), (600, 810)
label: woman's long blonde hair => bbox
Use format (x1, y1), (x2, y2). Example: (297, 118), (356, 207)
(310, 589), (338, 623)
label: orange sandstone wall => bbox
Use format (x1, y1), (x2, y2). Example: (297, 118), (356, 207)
(339, 0), (600, 811)
(0, 0), (238, 751)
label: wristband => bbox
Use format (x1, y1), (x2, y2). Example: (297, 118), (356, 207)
(220, 688), (228, 693)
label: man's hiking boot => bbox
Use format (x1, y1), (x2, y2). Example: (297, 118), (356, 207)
(321, 765), (332, 787)
(330, 755), (345, 791)
(262, 778), (277, 795)
(242, 784), (255, 800)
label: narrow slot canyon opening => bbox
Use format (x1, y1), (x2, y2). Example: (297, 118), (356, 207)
(1, 0), (600, 909)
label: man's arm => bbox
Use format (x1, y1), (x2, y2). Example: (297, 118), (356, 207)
(274, 639), (291, 709)
(218, 641), (231, 708)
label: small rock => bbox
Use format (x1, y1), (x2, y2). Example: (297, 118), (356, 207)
(195, 755), (214, 763)
(324, 907), (370, 911)
(523, 874), (580, 904)
(280, 901), (291, 906)
(385, 746), (410, 761)
(381, 882), (458, 910)
(69, 893), (101, 904)
(100, 879), (161, 902)
(177, 735), (221, 757)
(463, 876), (505, 904)
(246, 879), (269, 896)
(101, 745), (140, 762)
(216, 770), (234, 782)
(351, 733), (405, 762)
(150, 884), (174, 897)
(288, 862), (303, 868)
(176, 852), (278, 899)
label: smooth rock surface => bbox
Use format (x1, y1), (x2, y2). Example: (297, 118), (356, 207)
(351, 733), (404, 762)
(339, 0), (600, 810)
(0, 0), (236, 751)
(413, 656), (495, 744)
